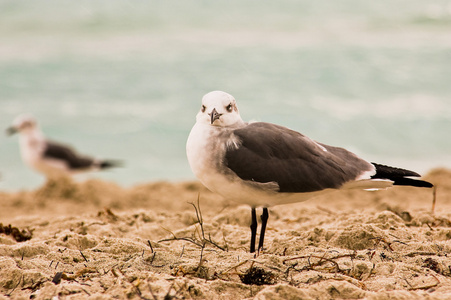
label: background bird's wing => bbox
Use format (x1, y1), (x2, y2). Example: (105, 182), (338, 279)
(43, 141), (94, 169)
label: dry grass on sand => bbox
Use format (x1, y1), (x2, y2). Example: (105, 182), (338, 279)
(0, 169), (451, 299)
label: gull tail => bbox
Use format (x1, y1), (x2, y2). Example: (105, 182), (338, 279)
(99, 160), (124, 169)
(370, 163), (433, 188)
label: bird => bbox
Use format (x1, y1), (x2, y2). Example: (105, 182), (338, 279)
(7, 114), (121, 179)
(186, 91), (433, 253)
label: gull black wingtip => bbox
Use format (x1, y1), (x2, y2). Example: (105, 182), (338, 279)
(392, 177), (434, 188)
(371, 162), (434, 188)
(100, 160), (124, 169)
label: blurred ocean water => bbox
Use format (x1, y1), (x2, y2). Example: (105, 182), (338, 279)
(0, 0), (450, 190)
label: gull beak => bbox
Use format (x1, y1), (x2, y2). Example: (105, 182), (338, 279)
(6, 126), (18, 136)
(210, 108), (222, 125)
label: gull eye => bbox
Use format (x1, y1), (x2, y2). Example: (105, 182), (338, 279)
(226, 104), (233, 112)
(201, 105), (206, 113)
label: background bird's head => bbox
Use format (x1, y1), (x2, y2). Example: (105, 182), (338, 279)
(7, 114), (38, 136)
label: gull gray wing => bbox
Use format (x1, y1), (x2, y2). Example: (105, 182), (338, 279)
(43, 141), (95, 169)
(224, 122), (374, 193)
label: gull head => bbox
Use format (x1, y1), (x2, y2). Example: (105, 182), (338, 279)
(196, 91), (243, 127)
(6, 114), (38, 136)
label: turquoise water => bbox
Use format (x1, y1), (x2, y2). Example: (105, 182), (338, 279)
(1, 0), (450, 190)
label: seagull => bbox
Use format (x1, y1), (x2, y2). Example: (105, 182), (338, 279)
(186, 91), (433, 253)
(7, 114), (121, 179)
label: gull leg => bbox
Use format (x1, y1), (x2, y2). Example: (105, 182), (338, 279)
(258, 207), (269, 253)
(250, 207), (257, 253)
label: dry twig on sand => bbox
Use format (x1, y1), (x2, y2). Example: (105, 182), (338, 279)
(283, 252), (356, 274)
(158, 195), (227, 251)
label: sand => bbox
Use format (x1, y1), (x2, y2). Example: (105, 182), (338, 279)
(0, 169), (450, 299)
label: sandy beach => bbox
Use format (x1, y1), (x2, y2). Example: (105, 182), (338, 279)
(0, 168), (450, 299)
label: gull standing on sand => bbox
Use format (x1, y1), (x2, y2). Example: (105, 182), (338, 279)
(186, 91), (433, 253)
(7, 114), (121, 179)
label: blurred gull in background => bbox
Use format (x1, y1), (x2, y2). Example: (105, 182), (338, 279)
(7, 114), (121, 180)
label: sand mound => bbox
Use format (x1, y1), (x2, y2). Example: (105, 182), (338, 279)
(0, 169), (450, 299)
